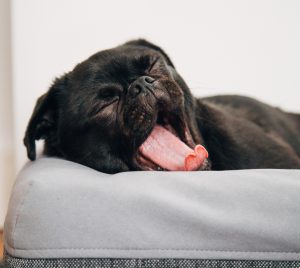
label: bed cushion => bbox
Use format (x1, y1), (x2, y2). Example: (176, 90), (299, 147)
(3, 157), (300, 267)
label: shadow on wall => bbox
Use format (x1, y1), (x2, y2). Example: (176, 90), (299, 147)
(0, 0), (15, 229)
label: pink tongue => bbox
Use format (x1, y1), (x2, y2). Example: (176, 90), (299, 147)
(139, 125), (208, 171)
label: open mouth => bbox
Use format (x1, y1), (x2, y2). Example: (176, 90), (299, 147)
(136, 112), (209, 171)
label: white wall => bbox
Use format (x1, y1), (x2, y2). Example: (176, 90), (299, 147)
(2, 0), (300, 226)
(0, 0), (14, 228)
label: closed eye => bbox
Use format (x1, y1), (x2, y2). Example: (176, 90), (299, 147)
(148, 58), (159, 73)
(88, 89), (119, 118)
(94, 87), (120, 113)
(98, 86), (122, 103)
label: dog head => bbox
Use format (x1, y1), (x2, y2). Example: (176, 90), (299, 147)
(24, 40), (207, 173)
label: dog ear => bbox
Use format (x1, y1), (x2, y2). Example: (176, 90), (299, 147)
(125, 39), (175, 68)
(23, 75), (68, 160)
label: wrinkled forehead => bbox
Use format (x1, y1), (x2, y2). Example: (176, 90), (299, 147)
(71, 46), (157, 84)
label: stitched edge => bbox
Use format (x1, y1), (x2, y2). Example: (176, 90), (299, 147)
(5, 245), (300, 254)
(4, 238), (300, 255)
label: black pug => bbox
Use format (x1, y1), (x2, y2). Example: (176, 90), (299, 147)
(24, 39), (300, 173)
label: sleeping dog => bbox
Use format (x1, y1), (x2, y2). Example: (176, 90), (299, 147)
(24, 40), (300, 173)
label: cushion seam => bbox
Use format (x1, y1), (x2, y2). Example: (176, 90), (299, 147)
(7, 247), (300, 254)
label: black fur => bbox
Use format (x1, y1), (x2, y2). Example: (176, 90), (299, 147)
(24, 40), (300, 173)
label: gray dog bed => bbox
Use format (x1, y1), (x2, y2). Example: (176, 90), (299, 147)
(3, 157), (300, 267)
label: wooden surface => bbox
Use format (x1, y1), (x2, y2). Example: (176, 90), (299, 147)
(0, 231), (3, 260)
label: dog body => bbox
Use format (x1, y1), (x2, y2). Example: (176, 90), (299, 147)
(24, 40), (300, 173)
(196, 95), (300, 169)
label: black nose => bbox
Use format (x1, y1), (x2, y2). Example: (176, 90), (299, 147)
(129, 76), (155, 98)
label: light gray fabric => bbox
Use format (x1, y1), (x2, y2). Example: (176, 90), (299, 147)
(4, 157), (300, 260)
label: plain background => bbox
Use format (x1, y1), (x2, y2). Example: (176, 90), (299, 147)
(0, 0), (14, 230)
(1, 0), (300, 227)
